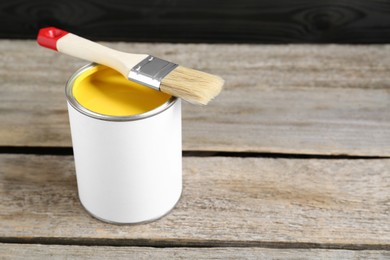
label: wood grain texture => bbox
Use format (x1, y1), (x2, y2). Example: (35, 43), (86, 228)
(0, 40), (389, 156)
(1, 0), (390, 43)
(1, 244), (389, 260)
(0, 154), (389, 248)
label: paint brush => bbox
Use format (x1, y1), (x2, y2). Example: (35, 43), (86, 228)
(37, 27), (224, 105)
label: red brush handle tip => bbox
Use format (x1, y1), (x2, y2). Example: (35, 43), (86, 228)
(37, 27), (68, 51)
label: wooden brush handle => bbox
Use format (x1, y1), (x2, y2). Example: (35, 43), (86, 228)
(37, 27), (148, 77)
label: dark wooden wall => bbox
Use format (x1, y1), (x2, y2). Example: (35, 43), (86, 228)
(1, 0), (390, 43)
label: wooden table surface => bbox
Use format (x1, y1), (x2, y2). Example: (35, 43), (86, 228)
(0, 41), (389, 259)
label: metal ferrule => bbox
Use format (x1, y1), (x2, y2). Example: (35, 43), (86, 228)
(128, 55), (178, 91)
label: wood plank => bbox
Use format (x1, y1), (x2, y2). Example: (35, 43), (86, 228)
(1, 243), (389, 260)
(2, 0), (390, 43)
(0, 41), (389, 156)
(0, 154), (389, 248)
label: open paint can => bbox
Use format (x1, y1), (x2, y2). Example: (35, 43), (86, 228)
(65, 63), (182, 224)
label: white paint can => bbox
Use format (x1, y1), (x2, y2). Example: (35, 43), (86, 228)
(65, 63), (182, 224)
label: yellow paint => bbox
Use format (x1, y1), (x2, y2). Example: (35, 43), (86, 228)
(72, 65), (171, 116)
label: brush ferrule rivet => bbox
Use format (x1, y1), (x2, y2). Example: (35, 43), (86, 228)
(128, 55), (178, 91)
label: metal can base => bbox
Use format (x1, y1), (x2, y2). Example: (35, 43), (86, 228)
(78, 190), (183, 225)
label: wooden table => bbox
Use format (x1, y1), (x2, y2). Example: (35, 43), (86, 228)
(0, 41), (389, 259)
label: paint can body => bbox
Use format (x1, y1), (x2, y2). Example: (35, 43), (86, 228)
(65, 64), (182, 224)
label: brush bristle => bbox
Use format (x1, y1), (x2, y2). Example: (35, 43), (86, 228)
(160, 66), (224, 105)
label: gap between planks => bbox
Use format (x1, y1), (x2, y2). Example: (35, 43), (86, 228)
(0, 237), (389, 251)
(1, 243), (389, 260)
(0, 146), (388, 159)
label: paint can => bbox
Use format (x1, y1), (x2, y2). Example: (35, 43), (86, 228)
(65, 63), (182, 224)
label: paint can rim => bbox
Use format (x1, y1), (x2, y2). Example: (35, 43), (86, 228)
(65, 63), (178, 122)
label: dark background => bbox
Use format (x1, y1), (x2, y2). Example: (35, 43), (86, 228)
(1, 0), (390, 43)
